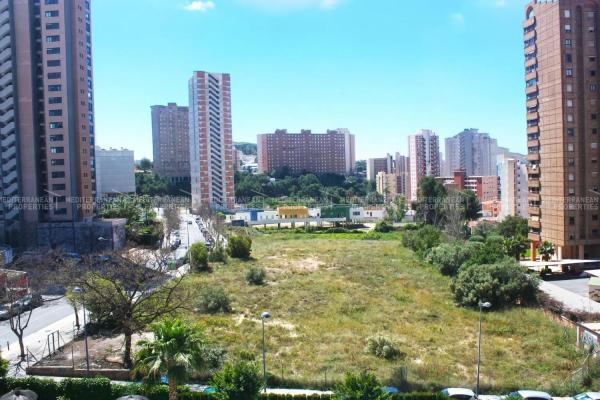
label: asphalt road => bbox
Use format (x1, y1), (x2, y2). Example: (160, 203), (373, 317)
(174, 213), (206, 259)
(0, 297), (74, 353)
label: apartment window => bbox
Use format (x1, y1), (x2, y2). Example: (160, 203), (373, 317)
(590, 41), (597, 48)
(565, 9), (571, 18)
(569, 173), (575, 181)
(594, 215), (599, 221)
(46, 23), (59, 30)
(49, 122), (63, 129)
(47, 60), (60, 67)
(568, 143), (575, 151)
(569, 217), (576, 225)
(593, 143), (599, 149)
(566, 54), (573, 63)
(593, 158), (598, 163)
(50, 147), (64, 154)
(46, 35), (60, 43)
(593, 113), (598, 120)
(51, 184), (65, 191)
(567, 83), (574, 92)
(568, 158), (576, 166)
(46, 47), (60, 55)
(49, 134), (63, 141)
(567, 128), (575, 136)
(48, 97), (62, 104)
(53, 196), (66, 203)
(48, 109), (62, 117)
(565, 24), (572, 32)
(51, 171), (65, 179)
(48, 84), (61, 92)
(566, 68), (574, 77)
(567, 99), (574, 107)
(565, 39), (573, 47)
(45, 10), (59, 17)
(569, 188), (576, 195)
(568, 114), (574, 122)
(50, 159), (64, 166)
(592, 84), (598, 92)
(45, 0), (58, 4)
(590, 26), (596, 33)
(593, 70), (597, 77)
(591, 56), (597, 62)
(47, 72), (61, 79)
(54, 208), (67, 215)
(589, 11), (595, 18)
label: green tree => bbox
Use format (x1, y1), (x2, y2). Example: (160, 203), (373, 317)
(460, 189), (482, 221)
(334, 371), (389, 400)
(385, 196), (407, 223)
(134, 319), (209, 400)
(138, 158), (153, 172)
(227, 236), (252, 260)
(539, 240), (555, 262)
(498, 216), (529, 238)
(401, 225), (442, 258)
(198, 286), (232, 314)
(211, 360), (263, 400)
(189, 243), (209, 272)
(472, 221), (498, 239)
(425, 242), (481, 276)
(415, 177), (447, 226)
(451, 259), (539, 308)
(504, 235), (530, 261)
(464, 235), (509, 267)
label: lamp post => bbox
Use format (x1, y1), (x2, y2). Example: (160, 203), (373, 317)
(72, 287), (90, 374)
(476, 301), (491, 399)
(261, 311), (271, 393)
(187, 221), (192, 248)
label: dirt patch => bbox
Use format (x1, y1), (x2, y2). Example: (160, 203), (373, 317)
(266, 256), (325, 275)
(235, 314), (299, 338)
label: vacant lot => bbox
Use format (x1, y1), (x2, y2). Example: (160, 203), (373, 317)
(183, 231), (582, 391)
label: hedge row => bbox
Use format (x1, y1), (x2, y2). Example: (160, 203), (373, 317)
(0, 377), (448, 400)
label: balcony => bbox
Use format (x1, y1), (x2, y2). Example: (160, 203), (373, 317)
(529, 206), (541, 216)
(529, 232), (541, 242)
(525, 57), (537, 69)
(528, 193), (541, 202)
(527, 152), (540, 162)
(527, 165), (540, 175)
(524, 30), (536, 42)
(527, 125), (540, 134)
(529, 220), (541, 229)
(525, 70), (538, 83)
(527, 139), (540, 148)
(526, 84), (538, 95)
(523, 16), (536, 30)
(526, 98), (538, 110)
(527, 111), (539, 121)
(529, 179), (541, 188)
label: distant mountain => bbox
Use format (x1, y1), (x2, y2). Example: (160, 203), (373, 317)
(234, 142), (257, 155)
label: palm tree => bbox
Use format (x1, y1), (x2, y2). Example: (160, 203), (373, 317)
(538, 240), (555, 262)
(504, 235), (530, 261)
(134, 318), (207, 400)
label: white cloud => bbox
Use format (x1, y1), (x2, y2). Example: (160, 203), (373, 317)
(184, 0), (216, 11)
(237, 0), (344, 11)
(450, 12), (465, 25)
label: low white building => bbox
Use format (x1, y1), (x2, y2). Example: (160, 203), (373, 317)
(96, 147), (136, 197)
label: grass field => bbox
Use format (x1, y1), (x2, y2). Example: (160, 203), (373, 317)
(182, 231), (583, 392)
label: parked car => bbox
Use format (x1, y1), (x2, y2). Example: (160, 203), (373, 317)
(441, 388), (475, 400)
(0, 305), (12, 320)
(574, 393), (600, 400)
(12, 294), (43, 311)
(508, 391), (552, 400)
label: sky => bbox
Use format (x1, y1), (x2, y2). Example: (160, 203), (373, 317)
(92, 0), (528, 161)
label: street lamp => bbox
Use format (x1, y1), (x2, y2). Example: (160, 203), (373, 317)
(476, 301), (492, 399)
(72, 287), (90, 374)
(186, 221), (192, 248)
(261, 312), (271, 393)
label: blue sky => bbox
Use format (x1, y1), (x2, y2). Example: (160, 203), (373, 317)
(93, 0), (527, 160)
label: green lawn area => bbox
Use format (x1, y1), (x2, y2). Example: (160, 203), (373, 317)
(182, 232), (582, 392)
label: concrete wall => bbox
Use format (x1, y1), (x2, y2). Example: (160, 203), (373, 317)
(35, 218), (126, 254)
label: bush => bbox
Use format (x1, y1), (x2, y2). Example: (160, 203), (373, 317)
(211, 360), (263, 400)
(246, 267), (266, 285)
(451, 259), (540, 308)
(365, 335), (404, 360)
(198, 286), (232, 314)
(228, 236), (253, 259)
(209, 241), (228, 263)
(463, 235), (509, 267)
(334, 371), (388, 400)
(425, 242), (481, 276)
(469, 235), (485, 243)
(0, 358), (8, 378)
(0, 377), (62, 400)
(189, 242), (210, 272)
(61, 378), (112, 400)
(374, 221), (394, 233)
(471, 221), (498, 239)
(363, 232), (382, 241)
(401, 225), (441, 258)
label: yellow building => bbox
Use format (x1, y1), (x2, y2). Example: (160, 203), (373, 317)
(277, 206), (309, 219)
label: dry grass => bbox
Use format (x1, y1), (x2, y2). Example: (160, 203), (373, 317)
(181, 232), (583, 391)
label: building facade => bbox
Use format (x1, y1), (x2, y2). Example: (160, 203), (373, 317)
(366, 154), (394, 181)
(376, 171), (408, 201)
(257, 129), (356, 175)
(151, 103), (190, 184)
(437, 170), (499, 202)
(0, 0), (96, 245)
(497, 153), (529, 220)
(95, 148), (135, 197)
(444, 129), (499, 177)
(189, 71), (235, 211)
(524, 0), (600, 259)
(408, 129), (440, 200)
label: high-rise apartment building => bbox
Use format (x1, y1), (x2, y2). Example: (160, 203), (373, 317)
(366, 154), (394, 181)
(151, 103), (190, 184)
(189, 71), (235, 211)
(437, 170), (499, 202)
(445, 129), (498, 177)
(376, 171), (409, 201)
(257, 129), (356, 175)
(95, 147), (135, 197)
(408, 129), (440, 201)
(497, 153), (529, 220)
(0, 0), (96, 245)
(524, 0), (600, 259)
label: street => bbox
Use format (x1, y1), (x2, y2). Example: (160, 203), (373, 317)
(173, 212), (206, 260)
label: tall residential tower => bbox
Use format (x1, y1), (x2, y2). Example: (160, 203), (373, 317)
(189, 71), (235, 211)
(408, 129), (440, 201)
(0, 0), (96, 245)
(151, 103), (190, 185)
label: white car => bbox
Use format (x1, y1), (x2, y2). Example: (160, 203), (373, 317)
(508, 391), (553, 400)
(574, 393), (600, 400)
(441, 388), (475, 400)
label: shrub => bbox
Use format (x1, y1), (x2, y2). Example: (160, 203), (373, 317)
(374, 221), (394, 233)
(469, 235), (485, 243)
(363, 232), (382, 241)
(60, 378), (112, 400)
(209, 241), (228, 263)
(246, 267), (266, 285)
(228, 236), (253, 259)
(189, 242), (209, 272)
(401, 225), (441, 258)
(425, 242), (480, 276)
(365, 335), (404, 360)
(211, 360), (263, 400)
(334, 371), (389, 400)
(463, 235), (508, 267)
(471, 221), (498, 239)
(0, 358), (8, 378)
(451, 259), (540, 308)
(198, 286), (232, 314)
